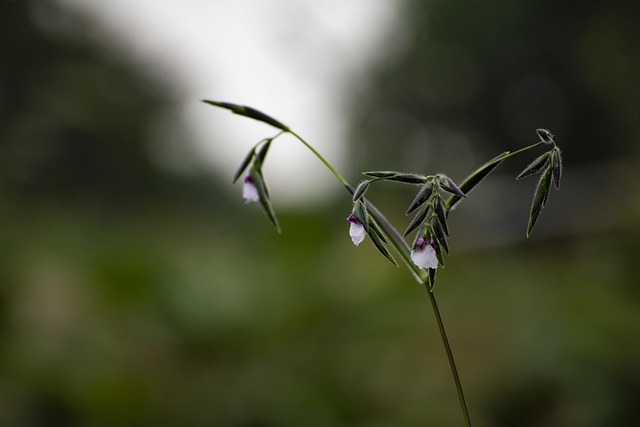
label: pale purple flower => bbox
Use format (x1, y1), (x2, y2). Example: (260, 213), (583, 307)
(411, 236), (438, 269)
(346, 214), (366, 246)
(242, 174), (260, 203)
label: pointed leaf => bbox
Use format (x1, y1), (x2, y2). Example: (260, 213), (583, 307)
(432, 221), (449, 254)
(432, 238), (445, 268)
(368, 218), (388, 244)
(255, 138), (273, 164)
(363, 171), (399, 179)
(250, 166), (281, 233)
(233, 149), (255, 183)
(447, 152), (507, 211)
(526, 169), (552, 237)
(201, 100), (290, 131)
(362, 171), (426, 184)
(551, 148), (562, 190)
(404, 205), (430, 237)
(536, 128), (555, 144)
(428, 267), (437, 289)
(368, 226), (398, 267)
(439, 175), (466, 198)
(434, 196), (449, 237)
(352, 200), (369, 233)
(388, 173), (427, 184)
(352, 180), (370, 202)
(516, 151), (551, 180)
(406, 181), (434, 214)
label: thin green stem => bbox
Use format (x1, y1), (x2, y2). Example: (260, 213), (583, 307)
(288, 130), (350, 188)
(288, 128), (472, 425)
(427, 287), (472, 427)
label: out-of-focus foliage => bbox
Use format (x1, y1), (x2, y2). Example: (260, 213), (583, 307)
(348, 0), (640, 173)
(1, 0), (640, 426)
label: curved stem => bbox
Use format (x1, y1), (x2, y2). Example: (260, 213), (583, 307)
(427, 287), (472, 427)
(288, 130), (350, 188)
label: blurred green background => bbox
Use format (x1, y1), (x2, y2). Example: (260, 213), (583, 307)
(2, 0), (640, 426)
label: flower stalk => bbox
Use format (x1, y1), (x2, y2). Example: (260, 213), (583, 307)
(202, 100), (563, 427)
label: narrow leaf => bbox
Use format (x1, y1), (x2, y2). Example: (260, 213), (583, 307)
(447, 152), (507, 211)
(404, 205), (430, 237)
(368, 226), (399, 267)
(516, 151), (551, 180)
(551, 148), (563, 190)
(526, 169), (552, 237)
(434, 196), (449, 237)
(428, 267), (437, 289)
(439, 175), (466, 198)
(250, 166), (281, 233)
(368, 218), (388, 244)
(363, 171), (399, 178)
(406, 181), (434, 214)
(352, 200), (369, 233)
(233, 149), (255, 183)
(432, 238), (445, 268)
(388, 173), (427, 184)
(352, 180), (370, 202)
(255, 138), (273, 164)
(201, 100), (290, 131)
(432, 221), (449, 254)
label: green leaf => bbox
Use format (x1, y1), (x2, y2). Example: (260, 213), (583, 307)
(233, 149), (255, 183)
(428, 267), (437, 289)
(526, 169), (552, 237)
(367, 218), (388, 244)
(432, 238), (445, 268)
(447, 152), (507, 211)
(363, 171), (426, 184)
(439, 175), (466, 198)
(432, 221), (449, 254)
(250, 166), (281, 233)
(352, 200), (369, 233)
(406, 181), (434, 214)
(362, 171), (399, 178)
(434, 196), (449, 237)
(352, 180), (370, 202)
(368, 226), (398, 267)
(404, 205), (430, 237)
(516, 151), (551, 180)
(551, 148), (563, 190)
(201, 100), (290, 131)
(255, 138), (273, 164)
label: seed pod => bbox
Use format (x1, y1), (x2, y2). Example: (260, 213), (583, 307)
(526, 168), (552, 237)
(551, 148), (563, 190)
(368, 225), (398, 267)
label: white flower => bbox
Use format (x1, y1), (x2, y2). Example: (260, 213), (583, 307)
(346, 214), (366, 246)
(242, 174), (260, 203)
(411, 236), (438, 269)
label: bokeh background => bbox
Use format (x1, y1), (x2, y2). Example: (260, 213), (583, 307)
(2, 0), (640, 426)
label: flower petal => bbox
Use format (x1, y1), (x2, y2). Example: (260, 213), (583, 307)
(242, 176), (260, 203)
(349, 221), (366, 246)
(411, 244), (438, 269)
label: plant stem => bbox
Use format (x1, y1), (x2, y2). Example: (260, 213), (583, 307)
(289, 129), (473, 425)
(288, 130), (351, 188)
(427, 286), (472, 427)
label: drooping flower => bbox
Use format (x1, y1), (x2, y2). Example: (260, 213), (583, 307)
(346, 214), (366, 246)
(411, 236), (438, 269)
(242, 174), (260, 203)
